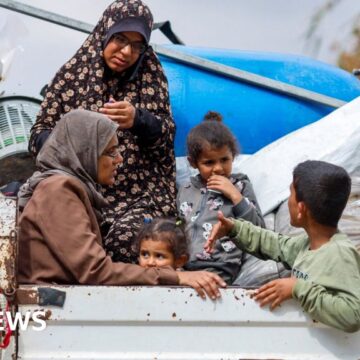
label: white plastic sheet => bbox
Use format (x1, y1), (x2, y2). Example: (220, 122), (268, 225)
(0, 14), (27, 80)
(239, 96), (360, 215)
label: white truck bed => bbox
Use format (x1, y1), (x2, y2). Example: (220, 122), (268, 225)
(1, 285), (357, 360)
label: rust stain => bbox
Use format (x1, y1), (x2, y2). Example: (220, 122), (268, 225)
(16, 289), (39, 305)
(0, 202), (18, 299)
(44, 309), (52, 320)
(37, 309), (52, 321)
(0, 198), (17, 236)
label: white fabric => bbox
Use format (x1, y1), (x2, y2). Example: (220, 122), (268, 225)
(238, 96), (360, 215)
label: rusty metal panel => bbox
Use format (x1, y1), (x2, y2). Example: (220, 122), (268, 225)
(0, 197), (17, 296)
(0, 198), (18, 359)
(0, 197), (17, 236)
(17, 285), (360, 360)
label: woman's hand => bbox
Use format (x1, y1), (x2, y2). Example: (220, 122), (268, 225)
(207, 175), (242, 204)
(204, 211), (235, 253)
(177, 271), (226, 300)
(251, 278), (297, 310)
(99, 100), (136, 128)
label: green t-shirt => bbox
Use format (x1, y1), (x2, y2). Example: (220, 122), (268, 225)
(229, 219), (360, 333)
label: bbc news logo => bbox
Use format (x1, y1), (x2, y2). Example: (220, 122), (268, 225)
(0, 310), (47, 331)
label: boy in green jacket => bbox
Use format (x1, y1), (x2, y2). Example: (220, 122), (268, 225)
(204, 160), (360, 333)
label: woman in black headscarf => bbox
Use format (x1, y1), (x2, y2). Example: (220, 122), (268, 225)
(29, 0), (177, 263)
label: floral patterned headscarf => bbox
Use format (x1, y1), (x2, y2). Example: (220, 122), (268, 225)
(30, 0), (177, 219)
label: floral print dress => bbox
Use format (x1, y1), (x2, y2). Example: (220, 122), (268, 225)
(29, 0), (177, 263)
(177, 173), (265, 284)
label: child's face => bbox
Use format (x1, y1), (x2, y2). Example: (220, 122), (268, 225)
(191, 145), (233, 182)
(139, 239), (176, 268)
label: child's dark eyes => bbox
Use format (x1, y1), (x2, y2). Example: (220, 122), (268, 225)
(203, 160), (214, 166)
(140, 251), (166, 260)
(202, 158), (230, 166)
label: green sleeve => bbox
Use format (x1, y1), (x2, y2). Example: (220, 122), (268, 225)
(293, 280), (360, 333)
(229, 219), (307, 268)
(292, 242), (360, 333)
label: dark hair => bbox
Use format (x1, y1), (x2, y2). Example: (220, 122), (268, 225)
(187, 111), (239, 163)
(135, 218), (189, 260)
(293, 160), (351, 227)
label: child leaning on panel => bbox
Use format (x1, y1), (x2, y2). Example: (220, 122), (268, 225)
(134, 217), (228, 300)
(135, 218), (189, 270)
(205, 160), (360, 333)
(177, 111), (281, 285)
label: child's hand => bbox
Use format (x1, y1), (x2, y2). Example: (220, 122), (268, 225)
(207, 175), (243, 204)
(99, 100), (136, 128)
(204, 211), (234, 253)
(252, 278), (297, 310)
(177, 271), (226, 300)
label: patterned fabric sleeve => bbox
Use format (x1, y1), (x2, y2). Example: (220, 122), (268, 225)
(134, 52), (176, 176)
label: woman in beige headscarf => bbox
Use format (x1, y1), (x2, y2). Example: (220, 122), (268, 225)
(19, 109), (225, 299)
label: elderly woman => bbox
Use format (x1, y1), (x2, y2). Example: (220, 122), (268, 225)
(19, 109), (225, 299)
(29, 0), (176, 264)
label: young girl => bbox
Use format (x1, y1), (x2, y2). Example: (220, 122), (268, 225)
(177, 112), (265, 284)
(136, 218), (189, 270)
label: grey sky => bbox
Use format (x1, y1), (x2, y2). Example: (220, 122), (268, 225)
(1, 0), (359, 98)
